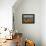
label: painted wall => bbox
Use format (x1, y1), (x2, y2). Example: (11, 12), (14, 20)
(0, 0), (16, 30)
(13, 0), (41, 46)
(41, 0), (46, 46)
(0, 0), (46, 46)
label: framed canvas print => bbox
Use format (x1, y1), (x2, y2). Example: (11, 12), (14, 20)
(22, 14), (35, 24)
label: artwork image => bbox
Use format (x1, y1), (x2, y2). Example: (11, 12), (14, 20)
(22, 14), (35, 24)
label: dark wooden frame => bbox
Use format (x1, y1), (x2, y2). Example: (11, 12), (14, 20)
(22, 14), (35, 24)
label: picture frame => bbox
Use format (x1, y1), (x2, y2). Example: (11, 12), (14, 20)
(22, 14), (35, 24)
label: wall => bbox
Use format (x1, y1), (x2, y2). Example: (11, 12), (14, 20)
(0, 0), (16, 30)
(41, 0), (46, 46)
(0, 0), (46, 46)
(13, 0), (41, 46)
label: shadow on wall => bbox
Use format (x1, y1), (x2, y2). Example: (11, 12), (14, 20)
(12, 0), (41, 46)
